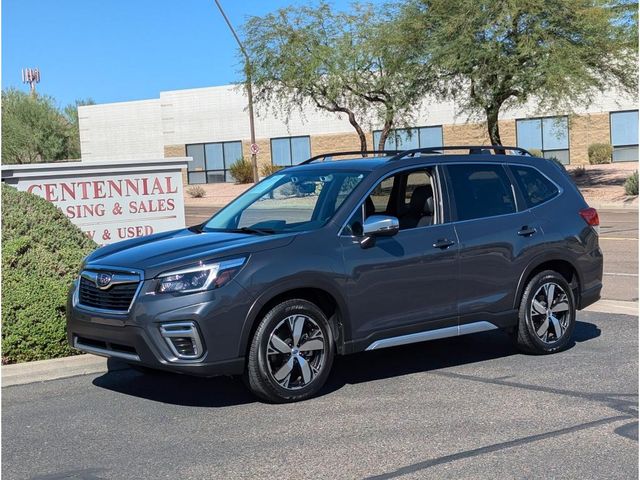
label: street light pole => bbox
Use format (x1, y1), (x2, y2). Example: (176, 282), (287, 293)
(213, 0), (259, 183)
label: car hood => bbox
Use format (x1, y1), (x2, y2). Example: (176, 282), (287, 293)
(84, 228), (296, 278)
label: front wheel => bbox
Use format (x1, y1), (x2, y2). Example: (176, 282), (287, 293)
(515, 270), (576, 354)
(245, 299), (335, 403)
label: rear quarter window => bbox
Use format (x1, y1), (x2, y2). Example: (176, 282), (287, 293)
(509, 165), (559, 208)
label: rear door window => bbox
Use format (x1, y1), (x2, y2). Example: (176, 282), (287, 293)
(447, 164), (516, 221)
(509, 165), (559, 208)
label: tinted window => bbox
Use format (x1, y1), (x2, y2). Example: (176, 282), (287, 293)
(610, 111), (639, 162)
(516, 116), (570, 164)
(271, 136), (311, 166)
(447, 164), (516, 221)
(187, 141), (243, 184)
(510, 165), (559, 208)
(373, 126), (443, 151)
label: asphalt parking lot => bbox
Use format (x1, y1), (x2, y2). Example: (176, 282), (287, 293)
(2, 208), (637, 479)
(3, 310), (637, 479)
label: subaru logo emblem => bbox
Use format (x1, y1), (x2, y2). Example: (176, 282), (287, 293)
(96, 273), (112, 289)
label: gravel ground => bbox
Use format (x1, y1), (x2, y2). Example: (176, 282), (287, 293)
(568, 162), (638, 205)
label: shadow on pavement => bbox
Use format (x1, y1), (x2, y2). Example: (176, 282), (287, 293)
(92, 321), (601, 407)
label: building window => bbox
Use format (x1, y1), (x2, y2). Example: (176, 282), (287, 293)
(372, 126), (443, 151)
(610, 110), (639, 162)
(516, 116), (570, 164)
(270, 136), (311, 166)
(185, 141), (243, 184)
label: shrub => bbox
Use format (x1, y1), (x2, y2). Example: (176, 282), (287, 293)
(573, 165), (587, 178)
(229, 157), (254, 184)
(528, 148), (543, 158)
(588, 143), (613, 164)
(186, 185), (205, 198)
(260, 163), (284, 177)
(624, 171), (638, 196)
(1, 185), (96, 363)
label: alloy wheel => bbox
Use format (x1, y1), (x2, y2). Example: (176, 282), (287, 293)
(530, 282), (571, 344)
(266, 314), (326, 390)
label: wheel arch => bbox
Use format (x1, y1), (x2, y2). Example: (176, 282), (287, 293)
(514, 255), (582, 310)
(238, 279), (350, 358)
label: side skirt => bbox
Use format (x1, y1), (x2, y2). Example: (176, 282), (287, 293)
(364, 321), (498, 351)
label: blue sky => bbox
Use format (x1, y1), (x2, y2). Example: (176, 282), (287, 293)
(2, 0), (382, 108)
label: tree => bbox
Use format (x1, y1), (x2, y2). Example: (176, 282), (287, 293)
(64, 98), (95, 159)
(243, 1), (428, 152)
(1, 89), (92, 164)
(400, 0), (638, 145)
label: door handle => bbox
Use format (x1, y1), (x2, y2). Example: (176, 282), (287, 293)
(433, 239), (455, 249)
(517, 226), (537, 237)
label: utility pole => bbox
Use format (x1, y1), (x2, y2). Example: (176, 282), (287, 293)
(213, 0), (259, 183)
(22, 68), (40, 96)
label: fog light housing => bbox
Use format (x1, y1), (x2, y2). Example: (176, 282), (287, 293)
(159, 321), (204, 361)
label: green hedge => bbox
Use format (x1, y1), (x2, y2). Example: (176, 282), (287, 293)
(229, 157), (254, 184)
(588, 143), (613, 164)
(624, 171), (638, 196)
(2, 185), (96, 363)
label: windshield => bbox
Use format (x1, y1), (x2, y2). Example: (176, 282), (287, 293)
(203, 170), (367, 234)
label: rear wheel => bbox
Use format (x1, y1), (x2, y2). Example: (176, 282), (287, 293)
(245, 299), (334, 403)
(515, 270), (576, 354)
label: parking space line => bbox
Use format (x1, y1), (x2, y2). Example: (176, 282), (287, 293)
(604, 272), (638, 277)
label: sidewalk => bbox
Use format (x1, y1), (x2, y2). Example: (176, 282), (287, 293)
(2, 354), (127, 387)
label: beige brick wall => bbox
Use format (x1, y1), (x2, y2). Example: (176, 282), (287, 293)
(568, 113), (610, 165)
(310, 131), (375, 155)
(443, 122), (490, 146)
(170, 112), (613, 185)
(164, 144), (186, 157)
(164, 144), (188, 184)
(442, 120), (516, 147)
(242, 139), (271, 174)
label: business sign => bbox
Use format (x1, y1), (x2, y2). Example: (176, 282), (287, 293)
(1, 158), (190, 245)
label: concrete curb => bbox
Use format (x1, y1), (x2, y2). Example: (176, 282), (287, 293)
(2, 354), (128, 388)
(583, 299), (639, 316)
(586, 201), (638, 211)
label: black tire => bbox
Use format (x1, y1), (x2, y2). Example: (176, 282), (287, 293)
(515, 270), (576, 354)
(245, 299), (335, 403)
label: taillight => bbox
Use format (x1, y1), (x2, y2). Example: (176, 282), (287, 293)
(579, 207), (600, 234)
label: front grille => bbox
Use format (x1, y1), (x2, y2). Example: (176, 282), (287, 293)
(79, 276), (139, 312)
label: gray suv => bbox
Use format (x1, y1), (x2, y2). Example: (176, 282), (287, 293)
(67, 146), (603, 403)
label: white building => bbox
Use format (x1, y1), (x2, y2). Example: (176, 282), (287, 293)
(79, 83), (638, 183)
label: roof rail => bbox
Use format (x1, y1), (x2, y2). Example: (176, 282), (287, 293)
(388, 145), (532, 161)
(299, 150), (401, 165)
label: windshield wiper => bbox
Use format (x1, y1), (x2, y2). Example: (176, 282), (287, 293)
(229, 227), (277, 236)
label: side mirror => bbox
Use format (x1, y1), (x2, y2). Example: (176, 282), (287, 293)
(361, 215), (399, 248)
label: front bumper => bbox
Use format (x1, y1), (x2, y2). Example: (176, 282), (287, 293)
(66, 278), (250, 377)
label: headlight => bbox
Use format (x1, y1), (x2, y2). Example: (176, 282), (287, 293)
(156, 257), (246, 294)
